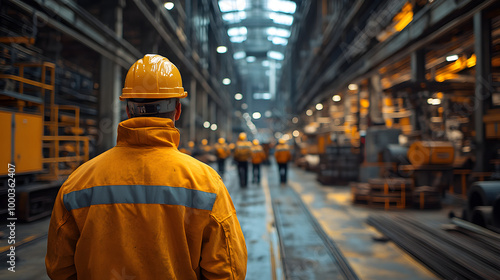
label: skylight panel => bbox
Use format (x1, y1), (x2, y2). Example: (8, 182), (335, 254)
(266, 27), (291, 38)
(230, 36), (246, 43)
(269, 12), (294, 26)
(222, 11), (247, 23)
(269, 36), (288, 45)
(268, 51), (284, 60)
(233, 51), (246, 59)
(218, 0), (247, 13)
(267, 0), (296, 14)
(228, 26), (247, 36)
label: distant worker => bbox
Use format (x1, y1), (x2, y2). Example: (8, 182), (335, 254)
(45, 54), (247, 279)
(251, 139), (266, 184)
(214, 137), (230, 175)
(275, 138), (292, 184)
(233, 132), (252, 188)
(195, 138), (215, 163)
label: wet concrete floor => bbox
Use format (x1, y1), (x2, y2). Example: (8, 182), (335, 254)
(0, 161), (464, 279)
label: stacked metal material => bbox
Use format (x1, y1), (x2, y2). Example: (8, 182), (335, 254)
(367, 215), (500, 280)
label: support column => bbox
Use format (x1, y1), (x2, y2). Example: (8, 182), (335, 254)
(473, 10), (492, 172)
(189, 79), (197, 141)
(97, 0), (123, 154)
(98, 58), (121, 153)
(368, 75), (384, 126)
(411, 49), (426, 132)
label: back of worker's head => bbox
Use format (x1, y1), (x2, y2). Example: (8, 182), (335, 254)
(218, 138), (226, 144)
(120, 54), (187, 120)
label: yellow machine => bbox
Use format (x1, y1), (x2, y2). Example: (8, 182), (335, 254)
(0, 61), (90, 220)
(407, 141), (454, 166)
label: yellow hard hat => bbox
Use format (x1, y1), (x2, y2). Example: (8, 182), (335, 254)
(120, 54), (188, 100)
(188, 141), (194, 148)
(201, 139), (208, 145)
(239, 132), (247, 140)
(278, 139), (286, 144)
(253, 139), (259, 145)
(218, 138), (225, 144)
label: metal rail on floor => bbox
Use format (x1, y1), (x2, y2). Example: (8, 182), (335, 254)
(271, 185), (359, 280)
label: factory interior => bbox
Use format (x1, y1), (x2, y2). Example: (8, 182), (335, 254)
(1, 0), (500, 279)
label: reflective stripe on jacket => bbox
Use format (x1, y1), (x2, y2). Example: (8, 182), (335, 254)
(46, 117), (247, 280)
(274, 144), (292, 164)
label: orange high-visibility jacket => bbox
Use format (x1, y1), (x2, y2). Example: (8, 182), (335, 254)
(274, 144), (292, 164)
(251, 145), (266, 164)
(46, 118), (247, 280)
(214, 143), (230, 159)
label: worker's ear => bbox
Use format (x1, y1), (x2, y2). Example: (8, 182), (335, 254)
(126, 104), (131, 118)
(174, 102), (182, 121)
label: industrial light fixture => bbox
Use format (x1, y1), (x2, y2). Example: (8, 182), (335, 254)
(292, 117), (298, 123)
(446, 54), (459, 62)
(222, 78), (231, 85)
(265, 110), (272, 117)
(293, 130), (300, 137)
(252, 112), (261, 119)
(233, 51), (246, 60)
(203, 121), (210, 128)
(242, 103), (248, 109)
(246, 56), (256, 63)
(332, 95), (341, 102)
(164, 2), (174, 10)
(217, 46), (227, 53)
(267, 51), (284, 60)
(348, 84), (358, 91)
(316, 103), (323, 110)
(306, 109), (313, 116)
(210, 124), (218, 131)
(235, 93), (243, 100)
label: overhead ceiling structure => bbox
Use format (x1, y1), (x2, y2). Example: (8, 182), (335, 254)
(217, 0), (300, 134)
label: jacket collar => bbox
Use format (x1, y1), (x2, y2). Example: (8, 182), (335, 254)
(116, 117), (180, 148)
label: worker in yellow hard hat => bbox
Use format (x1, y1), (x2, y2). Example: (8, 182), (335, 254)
(251, 139), (265, 184)
(214, 137), (230, 176)
(195, 138), (215, 163)
(275, 138), (292, 185)
(233, 132), (252, 188)
(46, 54), (247, 279)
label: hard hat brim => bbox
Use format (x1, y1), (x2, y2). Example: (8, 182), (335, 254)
(119, 91), (188, 101)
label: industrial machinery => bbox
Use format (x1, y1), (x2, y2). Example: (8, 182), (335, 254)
(407, 141), (455, 166)
(0, 59), (90, 221)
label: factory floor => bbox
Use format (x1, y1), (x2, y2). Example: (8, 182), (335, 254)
(0, 161), (465, 279)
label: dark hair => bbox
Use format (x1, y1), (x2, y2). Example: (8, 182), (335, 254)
(127, 99), (179, 119)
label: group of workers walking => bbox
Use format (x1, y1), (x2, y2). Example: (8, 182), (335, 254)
(179, 131), (291, 188)
(45, 54), (290, 279)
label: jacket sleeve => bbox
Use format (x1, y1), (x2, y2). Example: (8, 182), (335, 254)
(45, 189), (80, 279)
(200, 180), (247, 280)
